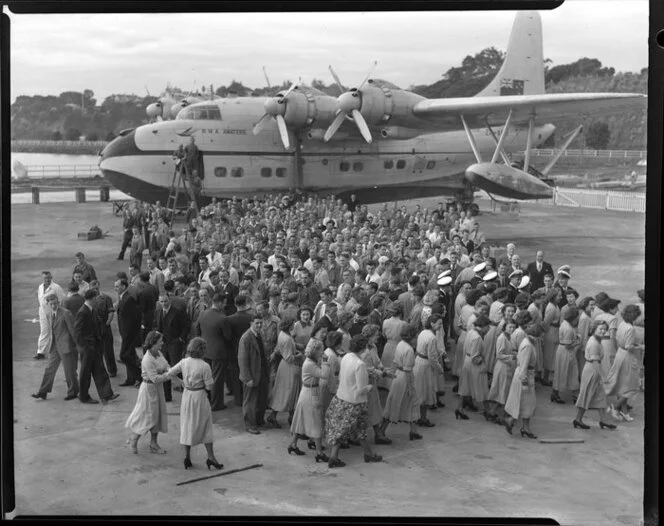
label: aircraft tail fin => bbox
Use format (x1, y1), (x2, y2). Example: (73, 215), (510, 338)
(476, 11), (545, 97)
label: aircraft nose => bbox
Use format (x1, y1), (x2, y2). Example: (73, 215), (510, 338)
(99, 129), (140, 161)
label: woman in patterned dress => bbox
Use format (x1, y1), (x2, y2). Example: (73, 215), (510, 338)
(380, 303), (407, 391)
(267, 318), (303, 428)
(551, 307), (581, 404)
(360, 324), (392, 444)
(572, 320), (617, 430)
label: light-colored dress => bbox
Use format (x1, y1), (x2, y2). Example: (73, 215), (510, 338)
(596, 312), (618, 374)
(125, 351), (170, 436)
(488, 332), (516, 405)
(527, 303), (544, 373)
(380, 316), (407, 390)
(413, 329), (445, 406)
(320, 347), (341, 415)
(269, 331), (302, 413)
(360, 344), (386, 426)
(577, 312), (592, 380)
(604, 322), (641, 400)
(454, 305), (474, 376)
(293, 321), (313, 351)
(383, 341), (419, 423)
(542, 302), (561, 372)
(168, 357), (214, 446)
(458, 329), (488, 402)
(290, 358), (329, 439)
(337, 329), (352, 355)
(575, 337), (608, 410)
(483, 323), (499, 374)
(505, 338), (537, 419)
(552, 320), (580, 392)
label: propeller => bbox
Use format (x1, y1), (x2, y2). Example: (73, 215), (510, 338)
(252, 78), (300, 149)
(323, 61), (377, 143)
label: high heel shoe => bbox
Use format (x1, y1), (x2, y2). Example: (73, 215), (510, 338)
(184, 457), (193, 469)
(149, 444), (167, 454)
(328, 458), (346, 468)
(126, 436), (139, 454)
(315, 453), (329, 463)
(206, 459), (224, 470)
(409, 431), (423, 440)
(599, 421), (617, 430)
(454, 410), (469, 420)
(573, 419), (590, 430)
(520, 428), (537, 439)
(307, 440), (317, 450)
(288, 445), (306, 456)
(417, 418), (436, 427)
(504, 418), (514, 435)
(550, 393), (565, 404)
(266, 416), (282, 429)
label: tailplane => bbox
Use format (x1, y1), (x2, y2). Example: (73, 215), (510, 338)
(476, 11), (545, 97)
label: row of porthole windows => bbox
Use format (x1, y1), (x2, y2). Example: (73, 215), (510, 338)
(334, 159), (437, 172)
(214, 167), (287, 178)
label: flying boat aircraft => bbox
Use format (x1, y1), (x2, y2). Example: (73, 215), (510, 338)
(101, 11), (646, 207)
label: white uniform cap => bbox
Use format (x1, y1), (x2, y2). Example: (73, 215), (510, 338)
(518, 275), (531, 289)
(437, 276), (453, 287)
(378, 256), (390, 265)
(483, 271), (498, 282)
(557, 265), (571, 274)
(473, 262), (487, 273)
(508, 269), (524, 279)
(558, 270), (571, 279)
(438, 270), (451, 279)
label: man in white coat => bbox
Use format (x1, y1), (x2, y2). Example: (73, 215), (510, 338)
(35, 271), (65, 360)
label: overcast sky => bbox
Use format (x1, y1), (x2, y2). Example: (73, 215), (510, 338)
(7, 1), (648, 103)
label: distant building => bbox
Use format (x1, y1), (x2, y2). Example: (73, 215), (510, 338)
(110, 94), (142, 104)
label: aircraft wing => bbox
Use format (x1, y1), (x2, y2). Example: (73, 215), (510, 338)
(412, 93), (647, 125)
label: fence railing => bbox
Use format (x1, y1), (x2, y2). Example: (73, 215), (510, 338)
(523, 149), (646, 159)
(535, 188), (645, 212)
(12, 140), (108, 148)
(15, 165), (100, 178)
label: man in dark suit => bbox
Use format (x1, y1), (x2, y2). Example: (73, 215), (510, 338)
(506, 269), (524, 304)
(227, 295), (253, 406)
(63, 283), (85, 316)
(114, 277), (142, 387)
(197, 293), (232, 411)
(137, 271), (159, 344)
(495, 262), (510, 289)
(156, 294), (190, 402)
(316, 302), (338, 332)
(32, 294), (80, 401)
(73, 289), (119, 404)
(526, 250), (554, 292)
(163, 279), (188, 311)
(218, 269), (239, 302)
(238, 315), (270, 434)
(89, 280), (117, 378)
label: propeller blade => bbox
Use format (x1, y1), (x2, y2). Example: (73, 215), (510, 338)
(282, 77), (300, 100)
(357, 60), (378, 90)
(324, 112), (347, 142)
(262, 66), (271, 88)
(276, 114), (290, 149)
(352, 109), (372, 143)
(328, 65), (346, 94)
(252, 113), (272, 135)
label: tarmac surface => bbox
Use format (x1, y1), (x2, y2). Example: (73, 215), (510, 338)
(9, 197), (645, 522)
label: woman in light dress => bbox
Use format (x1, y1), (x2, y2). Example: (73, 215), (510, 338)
(380, 324), (422, 441)
(360, 324), (393, 445)
(413, 314), (446, 427)
(336, 310), (354, 355)
(541, 289), (562, 387)
(595, 297), (621, 375)
(604, 305), (644, 422)
(166, 337), (223, 470)
(526, 291), (546, 381)
(633, 290), (645, 391)
(455, 314), (492, 421)
(576, 297), (595, 381)
(504, 323), (542, 439)
(292, 307), (314, 353)
(572, 320), (617, 431)
(267, 318), (303, 428)
(487, 318), (518, 424)
(551, 307), (581, 404)
(380, 303), (407, 390)
(452, 283), (474, 386)
(320, 331), (344, 416)
(288, 324), (330, 462)
(125, 331), (169, 455)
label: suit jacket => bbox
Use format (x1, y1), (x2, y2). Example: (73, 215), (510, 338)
(137, 282), (159, 329)
(238, 329), (265, 385)
(220, 282), (239, 301)
(197, 308), (232, 361)
(526, 261), (554, 292)
(496, 274), (509, 289)
(74, 303), (98, 351)
(50, 307), (78, 355)
(317, 314), (337, 333)
(117, 291), (141, 341)
(156, 306), (190, 344)
(228, 310), (253, 358)
(63, 294), (85, 316)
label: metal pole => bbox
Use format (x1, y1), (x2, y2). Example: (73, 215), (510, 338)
(176, 463), (263, 486)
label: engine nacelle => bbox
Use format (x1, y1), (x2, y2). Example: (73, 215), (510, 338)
(280, 90), (338, 129)
(465, 162), (553, 200)
(307, 128), (349, 141)
(380, 126), (422, 140)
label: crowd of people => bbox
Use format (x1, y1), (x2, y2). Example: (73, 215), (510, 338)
(32, 192), (645, 469)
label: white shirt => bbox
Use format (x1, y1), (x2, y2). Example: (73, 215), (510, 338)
(335, 352), (371, 404)
(38, 281), (65, 311)
(207, 252), (223, 271)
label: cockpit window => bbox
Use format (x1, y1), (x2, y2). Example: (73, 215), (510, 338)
(177, 105), (222, 121)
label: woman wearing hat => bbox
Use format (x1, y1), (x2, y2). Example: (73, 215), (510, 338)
(165, 337), (223, 470)
(325, 334), (383, 468)
(413, 314), (446, 427)
(573, 320), (616, 430)
(288, 325), (330, 461)
(595, 297), (621, 375)
(551, 307), (581, 404)
(541, 289), (562, 387)
(380, 302), (407, 391)
(487, 317), (518, 424)
(604, 305), (644, 421)
(292, 307), (314, 353)
(455, 314), (492, 421)
(504, 323), (542, 439)
(381, 323), (424, 441)
(125, 331), (170, 455)
(360, 324), (393, 444)
(267, 318), (303, 429)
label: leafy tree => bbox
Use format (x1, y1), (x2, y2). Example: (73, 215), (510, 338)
(105, 131), (116, 141)
(87, 131), (99, 141)
(51, 130), (62, 141)
(65, 127), (82, 140)
(585, 121), (611, 150)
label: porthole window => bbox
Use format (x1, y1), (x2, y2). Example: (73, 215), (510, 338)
(261, 167), (272, 178)
(384, 160), (394, 169)
(276, 168), (287, 178)
(231, 167), (244, 178)
(353, 162), (363, 172)
(340, 162), (350, 172)
(322, 158), (328, 166)
(396, 160), (406, 169)
(214, 167), (227, 177)
(427, 160), (436, 169)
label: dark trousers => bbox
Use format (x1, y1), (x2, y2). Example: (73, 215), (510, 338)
(226, 356), (243, 406)
(242, 371), (269, 429)
(204, 358), (228, 411)
(119, 334), (141, 384)
(130, 251), (143, 271)
(38, 346), (79, 397)
(79, 345), (113, 401)
(118, 230), (132, 259)
(161, 339), (184, 401)
(100, 326), (116, 376)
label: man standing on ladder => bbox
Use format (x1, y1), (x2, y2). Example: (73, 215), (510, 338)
(184, 137), (202, 209)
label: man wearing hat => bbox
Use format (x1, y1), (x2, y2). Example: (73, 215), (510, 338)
(554, 267), (572, 309)
(518, 275), (532, 294)
(469, 262), (488, 289)
(506, 269), (524, 303)
(526, 250), (554, 291)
